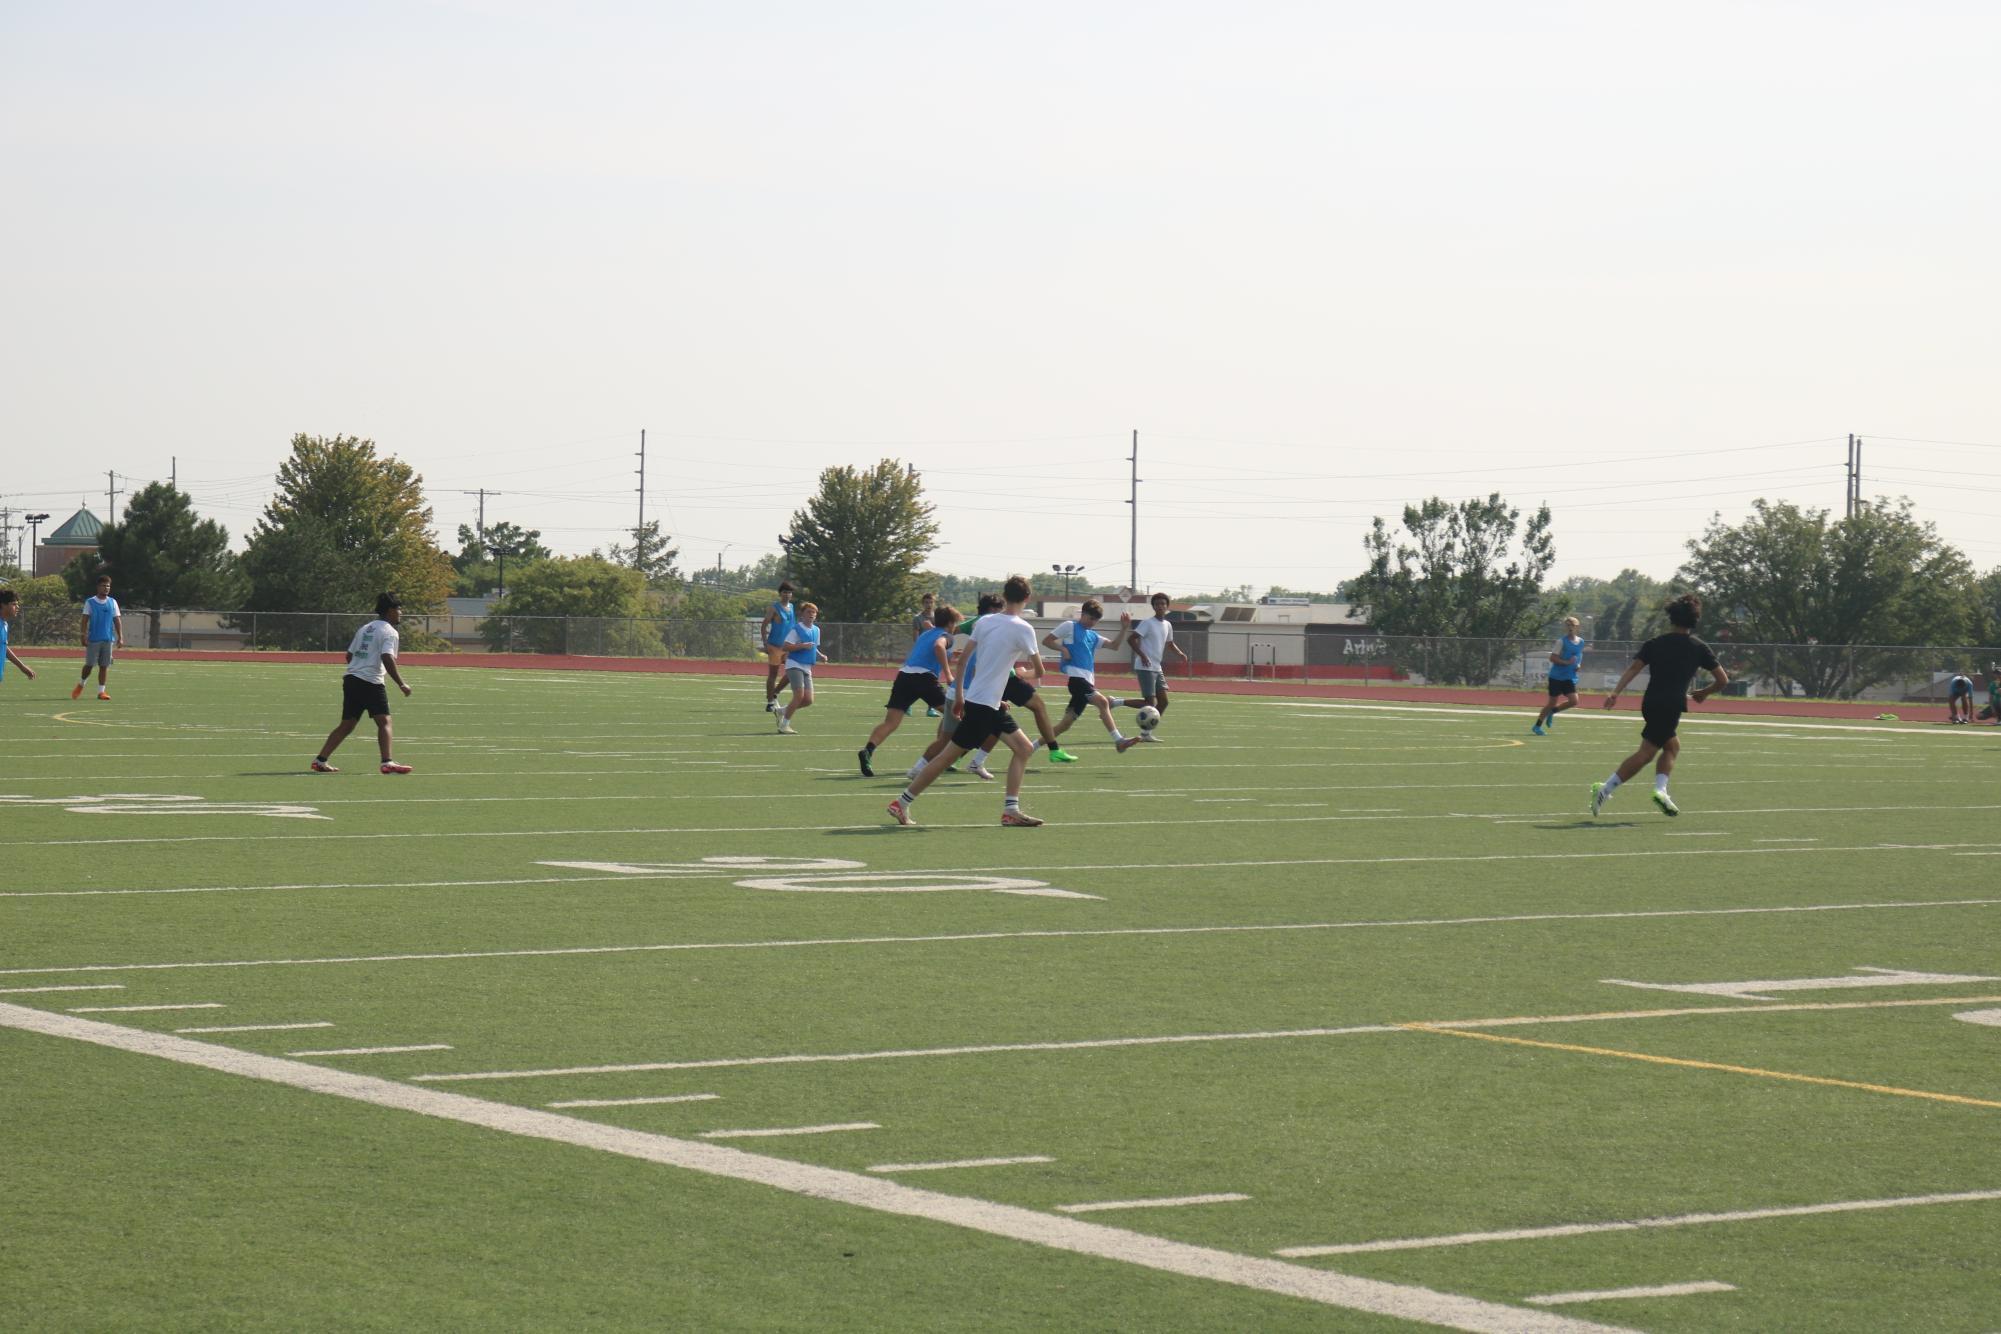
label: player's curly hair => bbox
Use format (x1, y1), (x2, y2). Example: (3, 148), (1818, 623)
(1665, 592), (1703, 629)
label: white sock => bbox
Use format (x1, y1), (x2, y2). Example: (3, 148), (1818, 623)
(1654, 773), (1670, 793)
(1601, 773), (1623, 795)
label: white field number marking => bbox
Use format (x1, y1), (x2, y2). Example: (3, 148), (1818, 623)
(1526, 1282), (1735, 1306)
(1955, 1009), (2001, 1028)
(537, 856), (1098, 900)
(0, 792), (328, 820)
(1604, 966), (2000, 1001)
(537, 856), (867, 877)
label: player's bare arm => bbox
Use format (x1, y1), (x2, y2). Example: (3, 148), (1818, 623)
(1602, 659), (1645, 708)
(1690, 663), (1729, 704)
(383, 653), (413, 697)
(6, 648), (34, 679)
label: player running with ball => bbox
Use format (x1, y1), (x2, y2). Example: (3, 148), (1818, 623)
(1591, 594), (1727, 818)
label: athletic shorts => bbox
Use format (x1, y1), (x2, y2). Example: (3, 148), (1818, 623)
(1065, 676), (1096, 716)
(84, 641), (115, 670)
(1135, 668), (1164, 698)
(1002, 673), (1035, 708)
(786, 666), (813, 694)
(887, 670), (946, 712)
(952, 700), (1017, 751)
(1949, 680), (1973, 697)
(1639, 700), (1683, 747)
(341, 674), (391, 721)
(1547, 675), (1578, 698)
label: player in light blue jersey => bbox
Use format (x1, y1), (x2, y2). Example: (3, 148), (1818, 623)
(1041, 599), (1144, 754)
(1533, 616), (1585, 735)
(775, 602), (830, 734)
(0, 589), (38, 689)
(761, 581), (797, 712)
(860, 604), (959, 775)
(73, 572), (122, 701)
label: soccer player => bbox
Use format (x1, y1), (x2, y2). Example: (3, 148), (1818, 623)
(1947, 670), (1975, 724)
(889, 574), (1046, 827)
(907, 592), (1000, 781)
(1533, 616), (1586, 734)
(73, 572), (121, 701)
(760, 581), (797, 712)
(1123, 591), (1187, 722)
(1987, 666), (2001, 725)
(1042, 599), (1145, 754)
(311, 593), (414, 774)
(860, 604), (958, 775)
(0, 589), (37, 688)
(1591, 594), (1728, 818)
(775, 602), (828, 734)
(909, 591), (942, 716)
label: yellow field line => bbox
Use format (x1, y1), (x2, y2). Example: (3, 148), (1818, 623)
(1401, 1023), (2001, 1111)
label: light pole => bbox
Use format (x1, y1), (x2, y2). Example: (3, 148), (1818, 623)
(490, 540), (521, 599)
(25, 513), (49, 573)
(1051, 563), (1083, 600)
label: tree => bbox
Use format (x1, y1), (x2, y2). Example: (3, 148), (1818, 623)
(785, 460), (940, 622)
(1974, 567), (2001, 649)
(58, 483), (244, 646)
(235, 435), (454, 649)
(663, 583), (760, 658)
(1555, 568), (1674, 644)
(452, 521), (551, 597)
(1348, 494), (1561, 684)
(2, 574), (77, 646)
(604, 520), (680, 589)
(1679, 498), (1980, 697)
(480, 555), (663, 656)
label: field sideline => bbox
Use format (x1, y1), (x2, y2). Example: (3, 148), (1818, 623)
(3, 660), (1998, 1331)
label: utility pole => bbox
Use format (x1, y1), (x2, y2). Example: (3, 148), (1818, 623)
(106, 470), (124, 526)
(1845, 434), (1863, 518)
(1125, 428), (1140, 593)
(0, 507), (14, 570)
(171, 456), (176, 489)
(635, 429), (647, 535)
(460, 489), (502, 541)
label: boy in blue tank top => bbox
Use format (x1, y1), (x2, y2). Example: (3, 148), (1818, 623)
(1533, 616), (1585, 734)
(858, 605), (960, 775)
(774, 602), (829, 734)
(0, 589), (38, 689)
(1041, 599), (1145, 754)
(761, 582), (797, 712)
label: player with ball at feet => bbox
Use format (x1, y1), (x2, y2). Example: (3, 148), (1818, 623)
(1591, 593), (1727, 818)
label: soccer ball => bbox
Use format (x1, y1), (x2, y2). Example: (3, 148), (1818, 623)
(1135, 705), (1161, 733)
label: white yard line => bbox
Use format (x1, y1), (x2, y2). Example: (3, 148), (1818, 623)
(1265, 698), (1972, 738)
(5, 896), (1997, 979)
(547, 1093), (720, 1108)
(0, 1005), (1624, 1333)
(0, 984), (123, 994)
(68, 1002), (222, 1013)
(1057, 1193), (1251, 1214)
(416, 992), (2001, 1084)
(1525, 1282), (1735, 1306)
(287, 1044), (453, 1057)
(176, 1021), (334, 1034)
(868, 1155), (1054, 1174)
(699, 1122), (880, 1139)
(1276, 1190), (2001, 1257)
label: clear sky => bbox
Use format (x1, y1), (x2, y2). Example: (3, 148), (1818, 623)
(4, 1), (1997, 596)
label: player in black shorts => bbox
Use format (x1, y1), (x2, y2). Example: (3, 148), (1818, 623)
(858, 605), (959, 776)
(1591, 593), (1728, 818)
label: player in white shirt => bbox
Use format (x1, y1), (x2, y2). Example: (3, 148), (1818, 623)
(889, 575), (1046, 827)
(311, 593), (415, 774)
(1123, 591), (1188, 723)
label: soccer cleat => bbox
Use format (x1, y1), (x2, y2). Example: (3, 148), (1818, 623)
(1048, 747), (1079, 763)
(1545, 713), (1555, 729)
(1590, 781), (1608, 817)
(887, 798), (913, 827)
(764, 698), (777, 713)
(97, 690), (110, 701)
(380, 761), (412, 775)
(1532, 723), (1546, 736)
(310, 759), (339, 773)
(71, 682), (84, 699)
(1116, 735), (1141, 754)
(926, 706), (941, 717)
(857, 749), (874, 777)
(777, 718), (797, 735)
(1141, 733), (1162, 744)
(967, 761), (996, 781)
(1000, 809), (1044, 827)
(1652, 788), (1680, 817)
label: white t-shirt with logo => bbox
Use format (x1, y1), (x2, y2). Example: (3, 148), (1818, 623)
(345, 618), (401, 684)
(962, 613), (1039, 709)
(1132, 616), (1174, 671)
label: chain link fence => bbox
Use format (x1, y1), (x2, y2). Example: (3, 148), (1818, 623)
(11, 607), (1996, 703)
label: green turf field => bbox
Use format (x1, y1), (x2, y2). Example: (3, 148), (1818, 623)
(3, 660), (1998, 1332)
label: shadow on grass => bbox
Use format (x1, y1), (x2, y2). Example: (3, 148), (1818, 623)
(1538, 819), (1639, 830)
(824, 825), (919, 837)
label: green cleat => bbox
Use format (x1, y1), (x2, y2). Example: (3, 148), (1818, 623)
(1651, 788), (1680, 818)
(1048, 747), (1079, 763)
(1590, 781), (1608, 817)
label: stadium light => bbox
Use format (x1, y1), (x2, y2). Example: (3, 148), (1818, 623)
(1051, 563), (1083, 599)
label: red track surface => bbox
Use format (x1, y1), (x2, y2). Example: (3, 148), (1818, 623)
(14, 646), (1909, 721)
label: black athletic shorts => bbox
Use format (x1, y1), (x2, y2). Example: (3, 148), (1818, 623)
(1065, 676), (1096, 716)
(1002, 673), (1036, 708)
(1547, 675), (1578, 698)
(341, 674), (391, 721)
(952, 700), (1018, 750)
(1639, 700), (1683, 746)
(887, 671), (947, 712)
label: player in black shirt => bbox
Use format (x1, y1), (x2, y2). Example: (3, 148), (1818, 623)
(1591, 594), (1728, 818)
